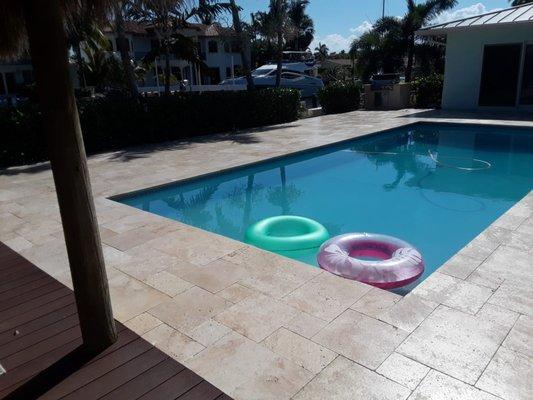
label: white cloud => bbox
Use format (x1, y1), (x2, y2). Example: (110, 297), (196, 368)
(311, 20), (372, 53)
(350, 20), (373, 36)
(429, 3), (501, 25)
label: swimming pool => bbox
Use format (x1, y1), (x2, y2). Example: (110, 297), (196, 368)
(117, 123), (533, 293)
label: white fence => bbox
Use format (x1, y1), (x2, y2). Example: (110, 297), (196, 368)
(138, 84), (246, 95)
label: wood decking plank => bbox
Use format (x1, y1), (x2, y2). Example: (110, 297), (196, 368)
(61, 347), (168, 399)
(0, 293), (75, 334)
(98, 358), (185, 400)
(178, 380), (225, 400)
(138, 369), (204, 400)
(0, 302), (77, 346)
(0, 242), (232, 400)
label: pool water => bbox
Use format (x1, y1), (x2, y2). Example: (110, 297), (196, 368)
(117, 123), (533, 293)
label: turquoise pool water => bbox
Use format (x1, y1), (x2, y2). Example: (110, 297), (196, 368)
(117, 123), (533, 293)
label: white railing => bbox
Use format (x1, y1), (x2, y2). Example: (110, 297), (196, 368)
(138, 84), (246, 95)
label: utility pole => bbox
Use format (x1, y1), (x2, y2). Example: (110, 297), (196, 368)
(382, 0), (386, 18)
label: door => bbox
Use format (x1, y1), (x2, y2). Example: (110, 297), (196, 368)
(478, 44), (522, 107)
(520, 44), (533, 106)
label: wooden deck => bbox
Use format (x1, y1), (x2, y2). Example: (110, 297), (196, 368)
(0, 242), (231, 400)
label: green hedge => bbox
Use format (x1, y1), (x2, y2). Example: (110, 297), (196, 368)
(1, 88), (300, 168)
(411, 74), (444, 108)
(317, 82), (361, 114)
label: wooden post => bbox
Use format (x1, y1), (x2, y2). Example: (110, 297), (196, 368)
(22, 0), (117, 352)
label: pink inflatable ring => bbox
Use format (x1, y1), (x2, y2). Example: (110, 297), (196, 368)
(317, 233), (424, 289)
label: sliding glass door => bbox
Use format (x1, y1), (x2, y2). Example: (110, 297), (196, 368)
(478, 44), (522, 107)
(520, 44), (533, 106)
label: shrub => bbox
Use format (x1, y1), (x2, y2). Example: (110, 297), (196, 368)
(317, 82), (361, 114)
(411, 74), (444, 108)
(0, 88), (300, 168)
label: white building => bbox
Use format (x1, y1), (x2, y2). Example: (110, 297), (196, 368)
(418, 3), (533, 111)
(0, 21), (245, 98)
(103, 21), (245, 87)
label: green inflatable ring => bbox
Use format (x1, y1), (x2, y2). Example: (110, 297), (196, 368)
(245, 215), (330, 252)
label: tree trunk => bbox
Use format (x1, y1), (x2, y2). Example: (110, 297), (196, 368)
(275, 30), (283, 87)
(22, 0), (117, 353)
(164, 42), (171, 95)
(230, 0), (254, 90)
(405, 35), (415, 82)
(72, 38), (87, 89)
(114, 3), (139, 98)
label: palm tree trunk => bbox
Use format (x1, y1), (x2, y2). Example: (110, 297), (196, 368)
(164, 42), (171, 95)
(22, 0), (117, 352)
(230, 0), (254, 90)
(72, 38), (87, 89)
(114, 3), (139, 98)
(275, 30), (283, 87)
(405, 35), (415, 82)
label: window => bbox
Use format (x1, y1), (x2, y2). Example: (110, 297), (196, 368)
(208, 40), (218, 53)
(224, 42), (230, 53)
(479, 44), (522, 107)
(226, 67), (232, 78)
(520, 45), (533, 105)
(281, 72), (301, 80)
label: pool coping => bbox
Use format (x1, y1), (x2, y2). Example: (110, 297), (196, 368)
(1, 109), (531, 399)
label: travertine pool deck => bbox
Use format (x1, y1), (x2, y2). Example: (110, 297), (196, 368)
(1, 109), (532, 399)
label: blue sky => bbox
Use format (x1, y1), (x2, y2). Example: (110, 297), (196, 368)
(232, 0), (510, 52)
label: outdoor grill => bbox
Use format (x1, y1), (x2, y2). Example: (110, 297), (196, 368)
(370, 73), (401, 91)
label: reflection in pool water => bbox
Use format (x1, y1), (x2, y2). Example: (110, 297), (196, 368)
(118, 123), (533, 294)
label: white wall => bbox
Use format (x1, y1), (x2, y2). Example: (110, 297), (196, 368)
(442, 23), (533, 110)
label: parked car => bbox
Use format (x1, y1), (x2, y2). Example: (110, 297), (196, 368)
(221, 65), (324, 98)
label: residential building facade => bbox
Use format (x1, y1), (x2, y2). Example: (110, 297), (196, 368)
(418, 3), (533, 111)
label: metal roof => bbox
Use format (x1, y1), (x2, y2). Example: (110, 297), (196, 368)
(417, 3), (533, 35)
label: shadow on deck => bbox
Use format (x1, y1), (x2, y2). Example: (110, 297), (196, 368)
(0, 242), (231, 400)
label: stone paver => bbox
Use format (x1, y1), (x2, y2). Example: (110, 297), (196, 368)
(438, 253), (482, 279)
(410, 369), (500, 400)
(215, 293), (299, 342)
(476, 346), (532, 400)
(313, 309), (408, 369)
(2, 110), (532, 399)
(293, 356), (411, 400)
(148, 286), (231, 335)
(376, 353), (430, 390)
(397, 305), (508, 384)
(142, 323), (205, 363)
(284, 272), (371, 322)
(350, 287), (402, 318)
(501, 314), (532, 358)
(187, 331), (313, 400)
(380, 294), (438, 333)
(262, 328), (337, 374)
(180, 258), (248, 293)
(283, 311), (328, 339)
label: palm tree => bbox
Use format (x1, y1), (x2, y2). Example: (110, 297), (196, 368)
(65, 4), (109, 89)
(229, 0), (255, 90)
(1, 0), (117, 351)
(265, 0), (293, 87)
(350, 17), (405, 81)
(403, 0), (457, 82)
(114, 1), (139, 97)
(129, 0), (229, 95)
(287, 0), (314, 51)
(314, 42), (329, 61)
